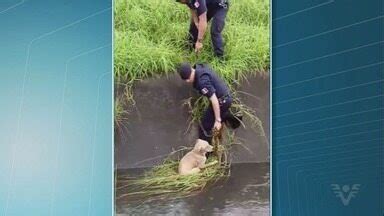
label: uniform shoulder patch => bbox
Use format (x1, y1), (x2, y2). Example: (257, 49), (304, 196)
(194, 1), (200, 8)
(201, 88), (208, 95)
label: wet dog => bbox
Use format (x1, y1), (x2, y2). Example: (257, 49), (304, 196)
(178, 139), (214, 175)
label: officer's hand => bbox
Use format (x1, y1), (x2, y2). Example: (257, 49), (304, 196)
(213, 121), (222, 131)
(195, 41), (203, 53)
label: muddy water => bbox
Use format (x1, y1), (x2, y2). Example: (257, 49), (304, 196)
(116, 163), (270, 216)
(115, 73), (270, 169)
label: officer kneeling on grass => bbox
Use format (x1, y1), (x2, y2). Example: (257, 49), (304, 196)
(176, 0), (229, 58)
(177, 62), (241, 143)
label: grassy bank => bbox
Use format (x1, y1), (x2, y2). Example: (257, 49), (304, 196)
(114, 0), (269, 83)
(114, 0), (270, 200)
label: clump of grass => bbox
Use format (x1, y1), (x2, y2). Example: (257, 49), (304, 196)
(116, 132), (237, 202)
(182, 96), (209, 133)
(117, 157), (228, 202)
(182, 95), (267, 138)
(114, 0), (269, 83)
(114, 82), (136, 130)
(114, 96), (129, 129)
(231, 96), (267, 137)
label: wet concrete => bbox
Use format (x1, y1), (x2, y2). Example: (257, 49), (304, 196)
(234, 74), (270, 163)
(115, 73), (270, 169)
(116, 162), (270, 216)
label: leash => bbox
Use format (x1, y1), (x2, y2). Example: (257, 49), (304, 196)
(198, 120), (227, 166)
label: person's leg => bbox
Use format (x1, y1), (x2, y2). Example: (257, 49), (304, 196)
(225, 112), (240, 128)
(220, 100), (232, 123)
(190, 10), (214, 51)
(211, 7), (228, 57)
(222, 99), (243, 129)
(199, 105), (215, 143)
(188, 21), (198, 50)
(199, 99), (233, 142)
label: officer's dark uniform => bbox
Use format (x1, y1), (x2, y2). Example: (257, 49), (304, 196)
(186, 0), (229, 57)
(193, 63), (232, 142)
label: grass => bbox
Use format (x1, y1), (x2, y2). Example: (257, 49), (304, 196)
(114, 97), (127, 128)
(117, 157), (228, 202)
(114, 0), (270, 200)
(116, 131), (239, 202)
(114, 0), (270, 127)
(182, 94), (266, 138)
(114, 0), (269, 83)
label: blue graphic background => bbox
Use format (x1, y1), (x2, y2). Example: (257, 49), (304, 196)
(272, 0), (383, 215)
(0, 1), (112, 215)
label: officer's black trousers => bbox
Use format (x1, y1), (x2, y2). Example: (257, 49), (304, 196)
(188, 6), (228, 57)
(198, 99), (232, 143)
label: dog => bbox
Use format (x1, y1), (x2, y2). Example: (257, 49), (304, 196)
(178, 139), (214, 175)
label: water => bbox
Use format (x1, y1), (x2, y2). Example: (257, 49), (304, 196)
(115, 74), (270, 169)
(116, 163), (270, 216)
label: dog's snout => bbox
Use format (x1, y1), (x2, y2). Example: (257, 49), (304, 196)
(207, 145), (214, 152)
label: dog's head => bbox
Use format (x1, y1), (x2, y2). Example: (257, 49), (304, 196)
(193, 139), (213, 154)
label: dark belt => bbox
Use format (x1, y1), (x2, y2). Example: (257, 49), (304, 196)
(218, 94), (231, 104)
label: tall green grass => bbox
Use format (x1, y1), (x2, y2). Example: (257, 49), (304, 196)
(114, 0), (269, 83)
(114, 0), (270, 199)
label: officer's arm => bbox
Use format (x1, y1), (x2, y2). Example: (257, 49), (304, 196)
(199, 74), (219, 120)
(209, 94), (222, 123)
(197, 12), (207, 41)
(190, 9), (199, 27)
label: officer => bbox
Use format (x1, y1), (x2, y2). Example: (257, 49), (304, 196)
(177, 62), (235, 143)
(176, 0), (229, 58)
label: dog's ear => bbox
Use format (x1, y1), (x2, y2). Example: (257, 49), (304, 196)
(202, 143), (212, 153)
(197, 143), (206, 154)
(202, 141), (212, 152)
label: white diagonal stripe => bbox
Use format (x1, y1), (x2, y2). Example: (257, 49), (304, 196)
(276, 118), (383, 139)
(274, 61), (384, 89)
(0, 0), (25, 15)
(273, 0), (334, 21)
(274, 15), (384, 48)
(87, 72), (111, 216)
(275, 94), (383, 118)
(3, 6), (111, 216)
(275, 129), (381, 149)
(277, 138), (382, 157)
(276, 41), (383, 71)
(274, 79), (383, 105)
(275, 107), (383, 130)
(49, 45), (111, 216)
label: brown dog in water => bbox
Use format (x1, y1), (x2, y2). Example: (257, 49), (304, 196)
(178, 139), (214, 175)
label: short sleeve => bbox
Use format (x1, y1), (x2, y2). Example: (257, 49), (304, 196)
(195, 0), (207, 16)
(199, 74), (215, 98)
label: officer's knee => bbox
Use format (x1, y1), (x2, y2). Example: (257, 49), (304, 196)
(211, 23), (224, 36)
